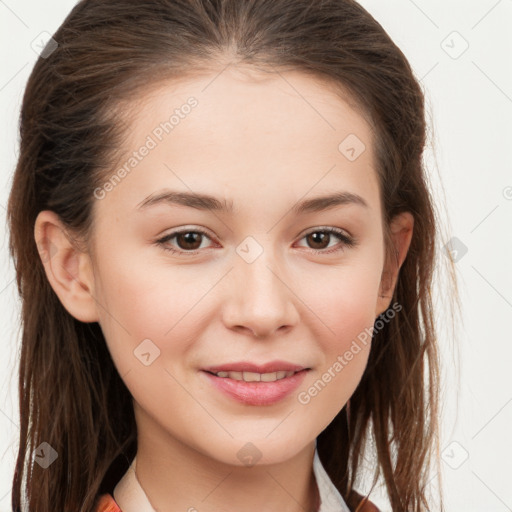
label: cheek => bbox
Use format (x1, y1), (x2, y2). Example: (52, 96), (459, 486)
(297, 268), (378, 421)
(297, 255), (381, 402)
(303, 258), (382, 342)
(93, 251), (213, 369)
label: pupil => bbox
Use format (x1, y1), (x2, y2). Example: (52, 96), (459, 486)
(175, 231), (331, 251)
(179, 232), (201, 249)
(309, 232), (328, 249)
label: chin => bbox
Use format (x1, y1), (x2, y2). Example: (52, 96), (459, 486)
(204, 434), (313, 468)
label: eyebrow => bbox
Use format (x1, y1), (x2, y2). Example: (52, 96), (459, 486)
(136, 189), (369, 214)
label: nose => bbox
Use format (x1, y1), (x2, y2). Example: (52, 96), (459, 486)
(221, 245), (300, 339)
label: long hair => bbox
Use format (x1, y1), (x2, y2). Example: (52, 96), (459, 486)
(7, 1), (459, 510)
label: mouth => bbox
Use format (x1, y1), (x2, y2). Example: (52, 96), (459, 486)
(203, 369), (306, 383)
(202, 360), (310, 376)
(200, 366), (311, 406)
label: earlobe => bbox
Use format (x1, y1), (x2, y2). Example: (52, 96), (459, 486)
(34, 210), (99, 323)
(375, 211), (414, 317)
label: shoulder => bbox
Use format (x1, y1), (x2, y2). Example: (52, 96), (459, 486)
(95, 493), (122, 512)
(351, 490), (381, 512)
(356, 498), (380, 512)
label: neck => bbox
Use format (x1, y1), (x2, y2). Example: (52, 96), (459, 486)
(126, 406), (319, 512)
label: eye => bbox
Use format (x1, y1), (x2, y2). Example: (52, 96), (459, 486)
(156, 227), (215, 255)
(155, 226), (356, 256)
(295, 227), (356, 254)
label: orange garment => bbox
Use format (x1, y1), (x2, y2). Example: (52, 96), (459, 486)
(95, 493), (121, 512)
(95, 491), (380, 512)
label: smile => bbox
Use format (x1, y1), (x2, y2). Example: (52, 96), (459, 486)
(209, 370), (298, 382)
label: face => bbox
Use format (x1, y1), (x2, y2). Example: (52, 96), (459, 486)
(85, 67), (394, 466)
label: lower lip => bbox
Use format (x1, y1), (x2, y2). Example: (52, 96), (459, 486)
(201, 370), (309, 406)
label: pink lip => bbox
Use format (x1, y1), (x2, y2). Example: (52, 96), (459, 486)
(201, 369), (309, 406)
(202, 360), (308, 374)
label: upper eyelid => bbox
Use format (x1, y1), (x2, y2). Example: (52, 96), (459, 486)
(160, 225), (352, 239)
(301, 225), (352, 237)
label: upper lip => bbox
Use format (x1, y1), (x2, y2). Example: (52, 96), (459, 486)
(202, 360), (309, 374)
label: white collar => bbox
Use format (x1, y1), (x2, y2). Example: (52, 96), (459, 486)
(113, 441), (351, 512)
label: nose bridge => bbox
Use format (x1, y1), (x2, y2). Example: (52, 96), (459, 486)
(223, 235), (298, 336)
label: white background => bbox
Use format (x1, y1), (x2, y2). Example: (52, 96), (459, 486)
(1, 1), (511, 510)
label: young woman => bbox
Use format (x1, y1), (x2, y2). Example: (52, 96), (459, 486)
(7, 0), (458, 510)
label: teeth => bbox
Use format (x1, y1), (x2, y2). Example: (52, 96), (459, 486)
(243, 371), (261, 382)
(214, 370), (297, 382)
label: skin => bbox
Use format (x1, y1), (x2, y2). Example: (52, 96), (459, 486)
(35, 66), (413, 512)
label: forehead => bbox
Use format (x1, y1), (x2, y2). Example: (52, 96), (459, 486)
(100, 67), (379, 215)
(126, 66), (374, 153)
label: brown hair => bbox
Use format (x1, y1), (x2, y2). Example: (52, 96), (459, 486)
(7, 0), (459, 510)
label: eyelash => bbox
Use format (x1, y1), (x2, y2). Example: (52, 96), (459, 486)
(155, 226), (356, 256)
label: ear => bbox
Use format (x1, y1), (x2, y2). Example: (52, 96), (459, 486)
(34, 210), (99, 323)
(375, 211), (414, 317)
